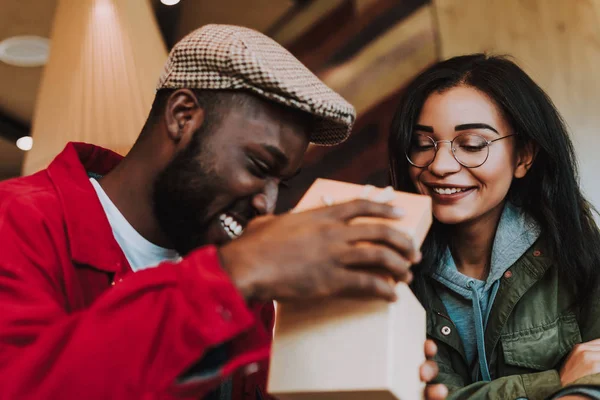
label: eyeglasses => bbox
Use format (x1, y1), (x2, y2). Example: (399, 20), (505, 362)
(406, 132), (517, 168)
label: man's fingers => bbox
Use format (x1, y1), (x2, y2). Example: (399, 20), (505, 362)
(425, 339), (438, 359)
(343, 223), (421, 264)
(339, 244), (412, 281)
(323, 199), (405, 222)
(425, 384), (448, 400)
(243, 214), (275, 231)
(420, 360), (439, 382)
(334, 270), (397, 301)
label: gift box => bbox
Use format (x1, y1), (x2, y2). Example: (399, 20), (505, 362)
(267, 179), (432, 400)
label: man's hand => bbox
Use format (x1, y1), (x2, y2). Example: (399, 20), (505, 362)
(219, 199), (420, 302)
(421, 340), (448, 400)
(560, 339), (600, 386)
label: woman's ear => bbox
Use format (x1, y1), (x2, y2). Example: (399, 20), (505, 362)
(164, 89), (204, 145)
(514, 139), (538, 179)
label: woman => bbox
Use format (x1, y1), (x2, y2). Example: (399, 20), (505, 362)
(388, 54), (600, 399)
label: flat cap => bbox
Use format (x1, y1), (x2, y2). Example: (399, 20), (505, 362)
(157, 24), (356, 145)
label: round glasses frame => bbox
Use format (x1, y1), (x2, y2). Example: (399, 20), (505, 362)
(405, 132), (518, 169)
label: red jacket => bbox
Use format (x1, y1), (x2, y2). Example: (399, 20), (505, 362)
(0, 143), (274, 400)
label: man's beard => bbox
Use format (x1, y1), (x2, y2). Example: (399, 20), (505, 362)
(152, 131), (221, 255)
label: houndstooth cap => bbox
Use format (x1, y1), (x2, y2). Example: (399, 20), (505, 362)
(157, 24), (356, 145)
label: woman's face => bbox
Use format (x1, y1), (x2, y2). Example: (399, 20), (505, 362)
(408, 85), (531, 226)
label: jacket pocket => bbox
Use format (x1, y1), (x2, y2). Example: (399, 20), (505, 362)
(501, 313), (582, 370)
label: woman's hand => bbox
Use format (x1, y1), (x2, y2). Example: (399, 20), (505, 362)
(560, 338), (600, 385)
(421, 340), (448, 400)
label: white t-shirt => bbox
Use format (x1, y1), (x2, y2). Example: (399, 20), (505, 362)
(90, 178), (181, 272)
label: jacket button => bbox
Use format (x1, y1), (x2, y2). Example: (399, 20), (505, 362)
(504, 270), (513, 279)
(533, 250), (541, 257)
(216, 305), (232, 321)
(245, 362), (259, 375)
(441, 326), (451, 336)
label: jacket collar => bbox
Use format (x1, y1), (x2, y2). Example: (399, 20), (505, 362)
(423, 238), (554, 368)
(46, 142), (127, 273)
(432, 202), (542, 297)
(483, 239), (553, 363)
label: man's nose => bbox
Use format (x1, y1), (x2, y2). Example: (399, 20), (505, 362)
(251, 180), (279, 215)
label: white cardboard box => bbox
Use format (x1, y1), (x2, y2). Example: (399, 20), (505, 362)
(267, 179), (432, 400)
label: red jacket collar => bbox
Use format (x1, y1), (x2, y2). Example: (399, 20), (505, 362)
(46, 142), (128, 273)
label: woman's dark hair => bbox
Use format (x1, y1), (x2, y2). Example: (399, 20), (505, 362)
(389, 53), (600, 310)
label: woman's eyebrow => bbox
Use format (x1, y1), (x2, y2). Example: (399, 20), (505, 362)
(455, 123), (499, 134)
(414, 124), (434, 133)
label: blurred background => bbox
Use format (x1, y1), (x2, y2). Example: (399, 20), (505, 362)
(0, 0), (598, 213)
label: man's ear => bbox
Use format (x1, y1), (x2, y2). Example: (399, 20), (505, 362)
(514, 139), (538, 179)
(164, 89), (205, 146)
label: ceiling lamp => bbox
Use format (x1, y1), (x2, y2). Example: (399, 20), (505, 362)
(22, 0), (167, 175)
(16, 136), (33, 151)
(0, 36), (50, 67)
(161, 0), (180, 5)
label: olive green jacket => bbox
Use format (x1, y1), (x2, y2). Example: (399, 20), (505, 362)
(415, 238), (600, 400)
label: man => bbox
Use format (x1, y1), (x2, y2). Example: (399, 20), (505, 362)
(0, 25), (446, 400)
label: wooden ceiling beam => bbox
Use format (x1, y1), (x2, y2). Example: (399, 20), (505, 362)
(325, 0), (428, 67)
(284, 0), (428, 72)
(268, 0), (349, 47)
(320, 5), (437, 116)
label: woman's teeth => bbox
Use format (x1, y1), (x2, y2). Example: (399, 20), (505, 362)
(433, 187), (469, 195)
(220, 214), (244, 239)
